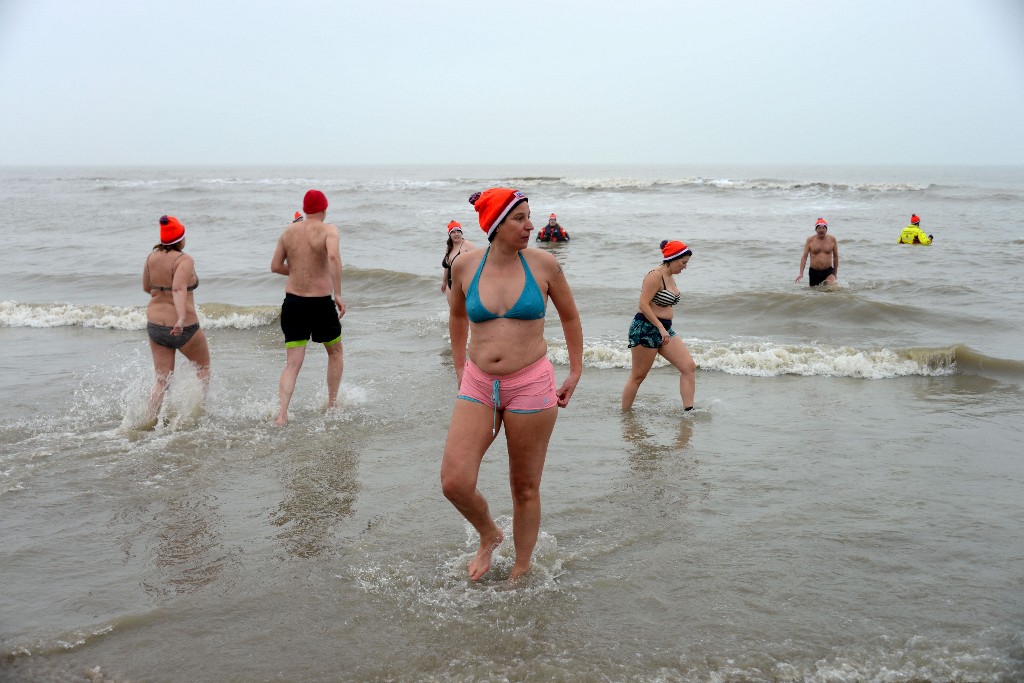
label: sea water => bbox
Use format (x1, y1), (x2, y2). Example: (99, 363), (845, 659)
(1, 165), (1022, 682)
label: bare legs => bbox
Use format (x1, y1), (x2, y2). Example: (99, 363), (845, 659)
(621, 336), (696, 410)
(148, 342), (177, 422)
(504, 409), (557, 579)
(276, 345), (307, 426)
(440, 400), (558, 581)
(147, 330), (211, 422)
(325, 340), (343, 410)
(275, 340), (344, 426)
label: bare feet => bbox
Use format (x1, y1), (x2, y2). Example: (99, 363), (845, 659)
(467, 529), (504, 581)
(274, 412), (288, 427)
(509, 562), (532, 582)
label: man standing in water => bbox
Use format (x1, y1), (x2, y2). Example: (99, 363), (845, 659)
(795, 217), (839, 287)
(270, 189), (346, 425)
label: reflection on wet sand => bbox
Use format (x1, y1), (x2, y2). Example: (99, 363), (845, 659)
(270, 439), (359, 559)
(145, 492), (228, 596)
(619, 412), (708, 509)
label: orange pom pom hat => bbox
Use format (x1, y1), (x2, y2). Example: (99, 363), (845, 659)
(447, 220), (462, 234)
(911, 214), (921, 225)
(468, 188), (528, 238)
(159, 215), (185, 246)
(549, 213), (557, 220)
(815, 217), (828, 228)
(661, 240), (692, 263)
(303, 189), (328, 214)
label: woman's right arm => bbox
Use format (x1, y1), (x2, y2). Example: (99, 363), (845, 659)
(448, 258), (470, 386)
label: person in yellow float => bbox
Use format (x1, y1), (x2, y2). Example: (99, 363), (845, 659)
(898, 214), (933, 245)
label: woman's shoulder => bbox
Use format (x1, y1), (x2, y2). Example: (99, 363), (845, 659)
(640, 268), (664, 287)
(452, 245), (485, 272)
(522, 246), (559, 270)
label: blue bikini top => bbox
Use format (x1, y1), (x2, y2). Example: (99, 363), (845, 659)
(465, 247), (546, 323)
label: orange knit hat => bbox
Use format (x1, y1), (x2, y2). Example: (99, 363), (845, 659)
(447, 220), (462, 234)
(815, 217), (828, 228)
(468, 188), (528, 238)
(911, 214), (920, 225)
(303, 189), (328, 214)
(661, 240), (692, 262)
(549, 213), (557, 220)
(159, 215), (185, 245)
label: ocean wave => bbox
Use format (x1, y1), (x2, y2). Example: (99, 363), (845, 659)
(0, 301), (278, 330)
(506, 175), (933, 194)
(549, 339), (1015, 379)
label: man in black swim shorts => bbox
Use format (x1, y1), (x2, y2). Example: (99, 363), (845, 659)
(270, 189), (347, 425)
(795, 218), (839, 287)
(807, 266), (835, 287)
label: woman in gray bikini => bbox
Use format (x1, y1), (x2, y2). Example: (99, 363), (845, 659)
(142, 215), (210, 420)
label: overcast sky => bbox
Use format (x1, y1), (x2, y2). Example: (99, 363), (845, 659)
(1, 0), (1022, 166)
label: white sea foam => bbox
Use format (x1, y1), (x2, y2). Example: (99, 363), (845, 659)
(0, 301), (148, 329)
(0, 301), (278, 330)
(547, 338), (954, 379)
(558, 176), (932, 193)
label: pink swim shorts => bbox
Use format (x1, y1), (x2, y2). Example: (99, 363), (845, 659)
(457, 355), (557, 413)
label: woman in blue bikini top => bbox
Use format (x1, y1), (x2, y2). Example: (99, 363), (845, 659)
(441, 187), (584, 582)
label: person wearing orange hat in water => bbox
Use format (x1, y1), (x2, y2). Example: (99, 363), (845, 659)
(796, 217), (839, 286)
(142, 215), (211, 423)
(621, 240), (697, 411)
(898, 214), (933, 245)
(270, 189), (346, 426)
(440, 219), (476, 301)
(535, 213), (570, 242)
(440, 188), (583, 582)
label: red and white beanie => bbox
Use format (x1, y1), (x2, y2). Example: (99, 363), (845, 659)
(159, 215), (185, 245)
(815, 217), (828, 228)
(447, 220), (462, 234)
(468, 188), (528, 238)
(661, 240), (692, 263)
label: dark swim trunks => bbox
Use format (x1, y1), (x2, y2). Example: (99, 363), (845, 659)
(808, 266), (834, 287)
(147, 322), (201, 350)
(281, 293), (342, 348)
(627, 312), (677, 349)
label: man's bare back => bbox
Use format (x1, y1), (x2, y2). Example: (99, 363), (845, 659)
(272, 218), (341, 298)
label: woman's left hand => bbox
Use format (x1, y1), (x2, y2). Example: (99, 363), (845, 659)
(556, 374), (581, 408)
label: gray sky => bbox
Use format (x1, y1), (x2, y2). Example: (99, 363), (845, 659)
(1, 0), (1022, 165)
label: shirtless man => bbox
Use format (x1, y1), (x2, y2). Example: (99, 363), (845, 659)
(270, 189), (346, 425)
(795, 217), (839, 287)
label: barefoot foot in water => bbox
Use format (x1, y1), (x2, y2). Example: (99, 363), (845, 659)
(467, 529), (504, 581)
(509, 561), (532, 582)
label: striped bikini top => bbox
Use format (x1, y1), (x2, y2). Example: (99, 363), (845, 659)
(649, 272), (680, 307)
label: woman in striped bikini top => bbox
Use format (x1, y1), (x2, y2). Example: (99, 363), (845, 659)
(621, 239), (697, 413)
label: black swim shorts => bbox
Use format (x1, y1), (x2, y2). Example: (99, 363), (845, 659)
(808, 266), (834, 287)
(281, 293), (342, 348)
